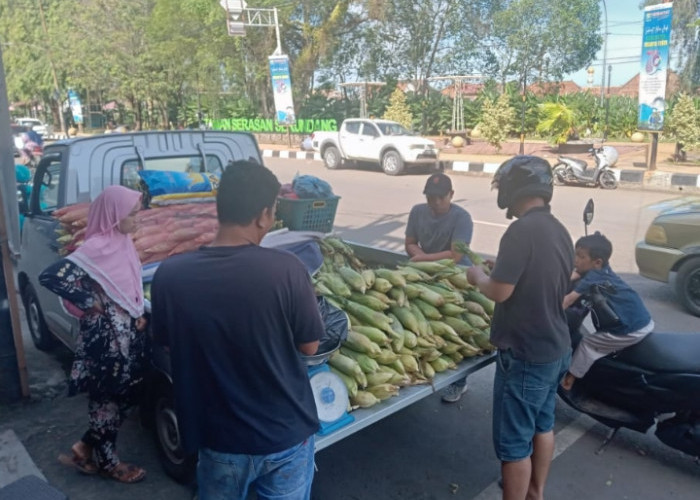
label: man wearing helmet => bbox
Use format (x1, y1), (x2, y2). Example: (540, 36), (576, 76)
(466, 156), (574, 500)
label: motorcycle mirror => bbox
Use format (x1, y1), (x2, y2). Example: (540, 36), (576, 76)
(583, 198), (595, 235)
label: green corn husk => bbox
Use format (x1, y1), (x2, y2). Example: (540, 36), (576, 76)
(340, 298), (395, 335)
(386, 312), (405, 351)
(361, 269), (376, 289)
(366, 289), (394, 306)
(412, 283), (446, 307)
(415, 347), (442, 362)
(337, 266), (367, 293)
(344, 330), (382, 357)
(351, 390), (380, 408)
(466, 289), (495, 316)
(443, 316), (476, 338)
(429, 320), (469, 347)
(446, 272), (470, 289)
(421, 359), (436, 379)
(404, 260), (452, 274)
(314, 281), (334, 297)
(330, 367), (358, 398)
(367, 383), (400, 400)
(403, 283), (422, 299)
(464, 312), (489, 329)
(463, 300), (488, 317)
(448, 351), (465, 364)
(324, 236), (354, 255)
(409, 303), (432, 337)
(319, 273), (352, 298)
(365, 371), (395, 386)
(328, 351), (363, 380)
(413, 298), (443, 320)
(389, 306), (420, 335)
(439, 340), (462, 355)
(374, 268), (407, 288)
(440, 303), (467, 316)
(396, 265), (431, 282)
(403, 330), (418, 348)
(375, 348), (399, 365)
(430, 356), (451, 373)
(389, 358), (406, 375)
(352, 326), (390, 347)
(472, 330), (496, 351)
(399, 354), (420, 373)
(387, 287), (408, 307)
(373, 277), (393, 293)
(349, 292), (389, 311)
(340, 347), (381, 374)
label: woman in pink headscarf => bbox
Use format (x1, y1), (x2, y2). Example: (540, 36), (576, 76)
(40, 186), (148, 483)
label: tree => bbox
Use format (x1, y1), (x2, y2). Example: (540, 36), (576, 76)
(479, 93), (515, 151)
(536, 101), (580, 144)
(665, 94), (700, 160)
(481, 0), (602, 87)
(383, 88), (412, 128)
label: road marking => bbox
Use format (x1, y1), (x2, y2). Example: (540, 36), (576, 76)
(471, 415), (596, 500)
(473, 219), (510, 229)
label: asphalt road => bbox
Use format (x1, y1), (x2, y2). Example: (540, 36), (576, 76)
(1, 157), (698, 499)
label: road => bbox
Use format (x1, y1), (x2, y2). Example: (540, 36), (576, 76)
(1, 157), (698, 499)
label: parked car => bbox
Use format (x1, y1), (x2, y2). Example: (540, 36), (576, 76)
(311, 118), (439, 175)
(15, 117), (52, 137)
(635, 200), (700, 316)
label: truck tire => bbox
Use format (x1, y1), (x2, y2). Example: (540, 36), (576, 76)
(23, 284), (56, 351)
(381, 150), (404, 176)
(675, 258), (700, 317)
(323, 146), (342, 170)
(153, 381), (197, 484)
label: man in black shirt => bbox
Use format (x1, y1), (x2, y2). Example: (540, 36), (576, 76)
(467, 156), (574, 500)
(151, 160), (325, 500)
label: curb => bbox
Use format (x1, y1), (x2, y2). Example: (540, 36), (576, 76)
(0, 429), (45, 488)
(260, 149), (700, 192)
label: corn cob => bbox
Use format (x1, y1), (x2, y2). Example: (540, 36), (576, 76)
(344, 330), (382, 357)
(330, 367), (358, 398)
(351, 390), (380, 408)
(367, 384), (400, 400)
(350, 292), (389, 311)
(374, 268), (407, 288)
(372, 277), (393, 293)
(352, 326), (390, 347)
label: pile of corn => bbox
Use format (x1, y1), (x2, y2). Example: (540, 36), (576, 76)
(53, 203), (219, 264)
(315, 236), (496, 411)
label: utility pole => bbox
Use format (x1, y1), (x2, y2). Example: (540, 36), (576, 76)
(600, 0), (608, 107)
(519, 74), (527, 155)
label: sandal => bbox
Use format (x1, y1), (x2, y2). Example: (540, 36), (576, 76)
(57, 452), (98, 475)
(100, 462), (147, 484)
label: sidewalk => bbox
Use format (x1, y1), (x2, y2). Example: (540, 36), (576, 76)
(259, 139), (700, 192)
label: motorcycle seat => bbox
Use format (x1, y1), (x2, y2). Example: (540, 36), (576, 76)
(612, 332), (700, 374)
(558, 156), (588, 170)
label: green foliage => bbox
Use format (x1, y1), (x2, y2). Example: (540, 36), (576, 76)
(536, 101), (579, 144)
(479, 93), (516, 151)
(665, 94), (700, 151)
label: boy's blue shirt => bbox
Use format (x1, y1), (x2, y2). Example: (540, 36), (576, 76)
(574, 265), (652, 335)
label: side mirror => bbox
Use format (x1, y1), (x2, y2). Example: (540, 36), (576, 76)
(583, 198), (594, 235)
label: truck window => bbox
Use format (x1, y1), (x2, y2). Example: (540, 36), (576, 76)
(344, 122), (361, 134)
(121, 155), (224, 191)
(376, 122), (410, 136)
(361, 124), (379, 138)
(33, 159), (62, 214)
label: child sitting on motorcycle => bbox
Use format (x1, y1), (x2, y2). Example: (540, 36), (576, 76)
(561, 232), (654, 391)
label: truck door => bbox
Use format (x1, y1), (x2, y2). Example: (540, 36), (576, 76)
(19, 152), (79, 348)
(338, 121), (364, 159)
(359, 122), (382, 161)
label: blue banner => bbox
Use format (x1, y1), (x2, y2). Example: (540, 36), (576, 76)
(637, 3), (673, 131)
(269, 55), (296, 126)
(68, 89), (83, 125)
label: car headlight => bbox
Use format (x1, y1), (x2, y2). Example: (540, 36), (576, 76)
(645, 224), (668, 245)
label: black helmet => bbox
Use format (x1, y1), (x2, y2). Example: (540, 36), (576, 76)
(492, 155), (553, 219)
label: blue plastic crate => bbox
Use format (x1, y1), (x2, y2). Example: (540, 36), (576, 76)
(276, 196), (340, 233)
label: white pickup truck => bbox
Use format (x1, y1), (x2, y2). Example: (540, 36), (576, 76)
(311, 118), (439, 175)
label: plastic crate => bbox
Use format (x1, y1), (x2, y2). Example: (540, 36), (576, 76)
(276, 196), (340, 233)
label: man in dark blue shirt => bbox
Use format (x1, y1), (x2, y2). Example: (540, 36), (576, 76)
(151, 160), (325, 500)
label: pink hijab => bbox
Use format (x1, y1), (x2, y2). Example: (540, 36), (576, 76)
(66, 186), (144, 318)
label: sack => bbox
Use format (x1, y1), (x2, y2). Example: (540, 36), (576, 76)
(316, 296), (349, 355)
(138, 170), (220, 206)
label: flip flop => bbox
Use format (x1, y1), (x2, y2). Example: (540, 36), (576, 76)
(57, 452), (99, 475)
(99, 462), (146, 484)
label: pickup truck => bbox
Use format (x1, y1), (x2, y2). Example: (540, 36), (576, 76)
(16, 132), (494, 484)
(311, 118), (439, 176)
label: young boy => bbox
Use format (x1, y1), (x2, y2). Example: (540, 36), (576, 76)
(561, 232), (654, 390)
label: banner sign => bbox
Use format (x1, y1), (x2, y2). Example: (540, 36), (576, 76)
(269, 55), (296, 126)
(211, 118), (337, 134)
(637, 2), (673, 131)
(68, 89), (83, 125)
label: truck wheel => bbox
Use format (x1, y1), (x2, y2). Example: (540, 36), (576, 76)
(153, 381), (197, 484)
(23, 284), (55, 351)
(323, 146), (342, 170)
(382, 151), (404, 176)
(676, 258), (700, 317)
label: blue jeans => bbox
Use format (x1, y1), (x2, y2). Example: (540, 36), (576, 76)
(492, 349), (571, 462)
(197, 436), (315, 500)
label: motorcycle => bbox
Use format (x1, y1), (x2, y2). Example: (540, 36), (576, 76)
(552, 145), (619, 190)
(558, 200), (700, 459)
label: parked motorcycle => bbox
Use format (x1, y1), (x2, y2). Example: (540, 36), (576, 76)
(558, 200), (700, 459)
(553, 145), (619, 190)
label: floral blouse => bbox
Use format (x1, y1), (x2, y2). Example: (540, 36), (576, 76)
(39, 259), (150, 397)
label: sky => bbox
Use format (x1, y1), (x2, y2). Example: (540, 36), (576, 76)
(567, 0), (650, 88)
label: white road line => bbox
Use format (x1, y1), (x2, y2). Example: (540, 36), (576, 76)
(473, 220), (510, 229)
(471, 415), (596, 500)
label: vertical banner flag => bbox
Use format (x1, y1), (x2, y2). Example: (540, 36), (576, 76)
(268, 55), (296, 126)
(638, 2), (673, 131)
(68, 89), (84, 125)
